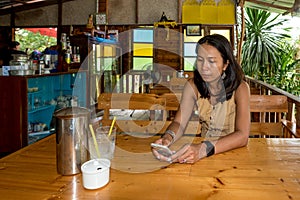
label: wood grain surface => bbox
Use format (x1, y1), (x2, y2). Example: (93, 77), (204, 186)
(0, 134), (299, 200)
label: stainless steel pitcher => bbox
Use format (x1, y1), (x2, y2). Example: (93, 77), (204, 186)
(54, 107), (90, 175)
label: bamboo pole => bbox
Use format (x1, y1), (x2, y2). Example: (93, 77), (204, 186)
(237, 0), (245, 64)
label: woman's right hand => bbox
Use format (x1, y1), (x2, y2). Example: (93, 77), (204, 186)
(160, 133), (174, 146)
(170, 142), (208, 164)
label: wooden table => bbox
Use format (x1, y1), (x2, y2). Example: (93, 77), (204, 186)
(0, 133), (300, 200)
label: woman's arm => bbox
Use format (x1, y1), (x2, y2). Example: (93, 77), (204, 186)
(213, 80), (250, 153)
(156, 79), (198, 146)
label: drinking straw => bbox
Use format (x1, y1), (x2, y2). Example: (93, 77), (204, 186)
(89, 124), (101, 159)
(108, 116), (116, 137)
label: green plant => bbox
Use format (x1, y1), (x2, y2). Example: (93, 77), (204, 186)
(242, 8), (291, 78)
(262, 42), (300, 96)
(242, 7), (299, 96)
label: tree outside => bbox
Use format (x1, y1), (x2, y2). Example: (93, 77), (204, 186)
(241, 7), (300, 96)
(15, 28), (57, 55)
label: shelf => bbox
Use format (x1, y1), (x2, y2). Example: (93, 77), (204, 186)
(27, 90), (42, 95)
(54, 89), (72, 91)
(28, 104), (55, 114)
(28, 131), (52, 145)
(28, 130), (50, 137)
(28, 104), (56, 129)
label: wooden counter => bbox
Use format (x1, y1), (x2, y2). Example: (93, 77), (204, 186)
(0, 134), (299, 199)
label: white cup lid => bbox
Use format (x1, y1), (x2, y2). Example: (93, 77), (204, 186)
(81, 159), (110, 174)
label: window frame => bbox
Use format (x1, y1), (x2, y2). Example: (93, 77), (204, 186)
(182, 24), (235, 72)
(132, 27), (154, 71)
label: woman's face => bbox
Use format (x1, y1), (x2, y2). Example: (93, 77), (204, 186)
(196, 43), (228, 83)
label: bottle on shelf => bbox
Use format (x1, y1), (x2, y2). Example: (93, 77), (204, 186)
(61, 33), (67, 51)
(39, 60), (45, 75)
(65, 37), (72, 64)
(76, 46), (80, 63)
(71, 46), (81, 63)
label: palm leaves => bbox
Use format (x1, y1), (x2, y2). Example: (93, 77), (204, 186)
(242, 7), (299, 96)
(241, 8), (291, 78)
(263, 43), (300, 96)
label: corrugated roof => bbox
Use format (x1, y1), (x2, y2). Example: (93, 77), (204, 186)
(0, 0), (75, 16)
(245, 0), (300, 16)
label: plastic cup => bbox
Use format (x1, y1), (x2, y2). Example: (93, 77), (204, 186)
(81, 159), (111, 190)
(88, 126), (116, 160)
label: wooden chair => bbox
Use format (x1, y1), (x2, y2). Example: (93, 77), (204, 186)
(97, 93), (200, 134)
(160, 92), (290, 136)
(249, 95), (288, 138)
(169, 77), (187, 92)
(281, 120), (300, 138)
(97, 93), (294, 138)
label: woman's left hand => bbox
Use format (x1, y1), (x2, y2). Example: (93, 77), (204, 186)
(170, 143), (206, 164)
(151, 138), (173, 162)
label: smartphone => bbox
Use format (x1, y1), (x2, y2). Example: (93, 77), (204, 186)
(151, 143), (173, 157)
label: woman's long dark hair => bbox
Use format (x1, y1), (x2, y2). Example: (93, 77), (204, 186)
(193, 34), (245, 101)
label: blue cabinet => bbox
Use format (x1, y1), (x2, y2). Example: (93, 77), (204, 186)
(27, 72), (87, 135)
(0, 71), (88, 154)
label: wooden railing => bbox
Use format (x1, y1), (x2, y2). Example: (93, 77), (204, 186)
(246, 76), (300, 137)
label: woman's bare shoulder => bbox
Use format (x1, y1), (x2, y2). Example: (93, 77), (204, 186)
(235, 81), (250, 100)
(183, 78), (198, 99)
(237, 80), (250, 93)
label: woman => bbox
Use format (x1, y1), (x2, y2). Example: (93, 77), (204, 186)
(1, 41), (27, 66)
(152, 34), (250, 164)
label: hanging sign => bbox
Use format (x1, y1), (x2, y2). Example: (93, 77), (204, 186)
(182, 0), (236, 24)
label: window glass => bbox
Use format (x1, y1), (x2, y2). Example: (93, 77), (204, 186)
(183, 30), (201, 71)
(95, 58), (114, 71)
(210, 29), (230, 41)
(133, 29), (153, 43)
(133, 28), (154, 70)
(133, 57), (153, 70)
(183, 28), (203, 71)
(103, 58), (114, 70)
(133, 43), (153, 57)
(183, 27), (231, 71)
(184, 57), (196, 71)
(104, 46), (116, 57)
(184, 43), (197, 57)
